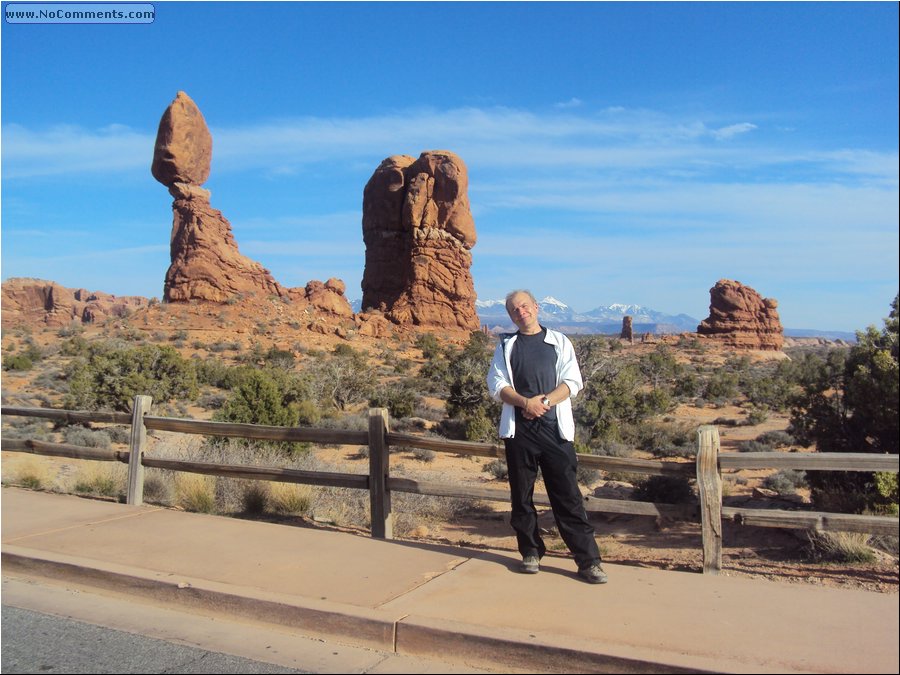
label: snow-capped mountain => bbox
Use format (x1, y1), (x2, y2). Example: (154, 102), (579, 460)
(475, 296), (699, 334)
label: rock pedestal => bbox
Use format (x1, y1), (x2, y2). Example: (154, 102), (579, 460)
(152, 92), (286, 303)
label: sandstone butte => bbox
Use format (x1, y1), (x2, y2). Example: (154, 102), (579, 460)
(697, 279), (784, 351)
(0, 277), (149, 328)
(361, 151), (480, 331)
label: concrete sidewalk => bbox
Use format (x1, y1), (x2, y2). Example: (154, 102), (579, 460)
(2, 487), (897, 674)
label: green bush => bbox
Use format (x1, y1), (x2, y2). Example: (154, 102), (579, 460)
(370, 380), (420, 419)
(64, 342), (198, 412)
(790, 294), (899, 514)
(2, 353), (33, 371)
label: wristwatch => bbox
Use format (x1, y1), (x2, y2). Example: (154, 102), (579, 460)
(541, 396), (551, 406)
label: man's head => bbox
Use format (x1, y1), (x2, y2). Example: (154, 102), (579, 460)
(505, 290), (541, 334)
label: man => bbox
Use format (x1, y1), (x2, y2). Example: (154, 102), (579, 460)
(487, 290), (607, 584)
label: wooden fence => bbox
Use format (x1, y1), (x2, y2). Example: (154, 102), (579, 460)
(2, 398), (898, 574)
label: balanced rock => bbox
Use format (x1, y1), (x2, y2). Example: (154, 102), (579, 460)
(152, 92), (286, 303)
(151, 91), (212, 187)
(697, 279), (784, 350)
(361, 150), (478, 331)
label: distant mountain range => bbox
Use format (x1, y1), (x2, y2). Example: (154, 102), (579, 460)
(474, 296), (700, 335)
(351, 296), (857, 340)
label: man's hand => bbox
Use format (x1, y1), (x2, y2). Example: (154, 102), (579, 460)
(522, 395), (551, 420)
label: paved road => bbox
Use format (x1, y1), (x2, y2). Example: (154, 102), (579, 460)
(1, 576), (502, 674)
(2, 605), (312, 674)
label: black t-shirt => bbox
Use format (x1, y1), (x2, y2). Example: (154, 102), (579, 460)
(510, 327), (557, 424)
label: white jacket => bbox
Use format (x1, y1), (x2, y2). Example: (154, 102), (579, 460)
(487, 327), (584, 441)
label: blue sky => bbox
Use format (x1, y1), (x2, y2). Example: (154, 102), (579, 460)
(2, 2), (898, 332)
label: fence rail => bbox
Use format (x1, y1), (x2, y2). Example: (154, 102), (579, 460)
(2, 400), (898, 575)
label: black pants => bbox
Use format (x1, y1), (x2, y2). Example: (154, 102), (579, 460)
(504, 419), (600, 569)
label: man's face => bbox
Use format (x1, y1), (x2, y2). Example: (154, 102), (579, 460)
(506, 293), (540, 333)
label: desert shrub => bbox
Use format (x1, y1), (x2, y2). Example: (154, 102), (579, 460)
(32, 368), (69, 393)
(633, 475), (695, 504)
(63, 426), (112, 449)
(141, 472), (172, 505)
(64, 342), (198, 412)
(632, 420), (695, 459)
(215, 369), (300, 427)
(763, 469), (807, 495)
(483, 459), (508, 480)
(587, 440), (634, 457)
(369, 380), (420, 419)
(294, 399), (321, 425)
(241, 481), (270, 514)
(411, 447), (436, 462)
(790, 295), (898, 514)
(806, 531), (877, 564)
(756, 430), (796, 448)
(576, 464), (600, 486)
(3, 353), (35, 371)
(263, 346), (295, 370)
(194, 359), (232, 388)
(57, 322), (84, 338)
(304, 347), (373, 411)
(462, 411), (496, 442)
(673, 371), (703, 399)
(738, 440), (774, 453)
(416, 333), (443, 360)
(745, 407), (769, 426)
(198, 391), (228, 409)
(704, 370), (740, 402)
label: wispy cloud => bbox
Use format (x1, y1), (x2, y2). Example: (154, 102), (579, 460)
(5, 106), (895, 189)
(554, 97), (584, 109)
(2, 123), (151, 178)
(711, 122), (757, 140)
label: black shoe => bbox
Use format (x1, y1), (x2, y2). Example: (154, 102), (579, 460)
(578, 562), (608, 584)
(520, 555), (540, 574)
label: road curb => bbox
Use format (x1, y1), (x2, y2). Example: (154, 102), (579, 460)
(0, 545), (817, 674)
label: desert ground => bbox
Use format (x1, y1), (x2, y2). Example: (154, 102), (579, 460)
(2, 299), (897, 594)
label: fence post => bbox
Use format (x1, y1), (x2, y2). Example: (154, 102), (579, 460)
(368, 407), (392, 539)
(696, 425), (722, 574)
(126, 395), (153, 506)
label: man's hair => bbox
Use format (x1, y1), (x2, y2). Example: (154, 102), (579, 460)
(505, 289), (538, 309)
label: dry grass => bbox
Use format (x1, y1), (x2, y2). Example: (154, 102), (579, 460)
(173, 473), (216, 513)
(268, 482), (313, 515)
(3, 457), (54, 490)
(72, 462), (126, 499)
(807, 531), (878, 564)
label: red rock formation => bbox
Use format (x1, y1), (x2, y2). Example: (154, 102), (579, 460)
(361, 150), (478, 331)
(697, 279), (784, 350)
(304, 278), (353, 317)
(620, 316), (634, 343)
(1, 278), (148, 327)
(152, 91), (286, 303)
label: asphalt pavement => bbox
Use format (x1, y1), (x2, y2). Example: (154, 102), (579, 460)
(2, 487), (897, 674)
